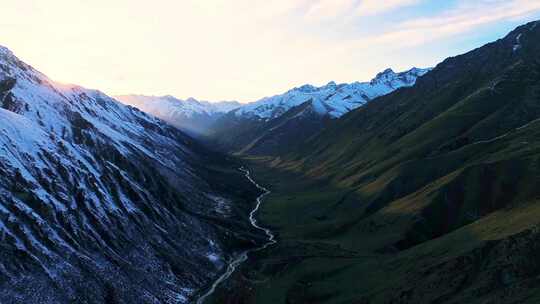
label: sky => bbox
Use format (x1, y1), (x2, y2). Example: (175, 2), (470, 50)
(1, 0), (540, 103)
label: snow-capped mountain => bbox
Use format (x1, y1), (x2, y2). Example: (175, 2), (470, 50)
(116, 95), (240, 117)
(0, 45), (260, 303)
(234, 67), (430, 120)
(116, 94), (240, 137)
(210, 67), (430, 155)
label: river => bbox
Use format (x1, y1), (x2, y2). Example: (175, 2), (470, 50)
(195, 167), (276, 304)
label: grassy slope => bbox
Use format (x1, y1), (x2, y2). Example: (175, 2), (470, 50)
(240, 137), (540, 303)
(205, 21), (540, 304)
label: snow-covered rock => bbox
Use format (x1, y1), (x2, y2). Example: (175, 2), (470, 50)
(234, 67), (431, 120)
(0, 45), (257, 303)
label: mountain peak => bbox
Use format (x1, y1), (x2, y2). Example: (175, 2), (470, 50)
(377, 68), (395, 76)
(0, 45), (14, 57)
(407, 67), (422, 73)
(295, 84), (317, 93)
(371, 68), (399, 84)
(186, 97), (200, 103)
(370, 66), (431, 87)
(161, 94), (177, 100)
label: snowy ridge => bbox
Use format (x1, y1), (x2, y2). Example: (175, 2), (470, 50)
(0, 55), (191, 172)
(115, 94), (241, 136)
(234, 67), (431, 120)
(116, 95), (240, 118)
(0, 45), (255, 303)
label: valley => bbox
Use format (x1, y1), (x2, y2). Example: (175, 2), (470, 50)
(194, 168), (275, 304)
(196, 20), (540, 304)
(0, 6), (539, 304)
(205, 159), (540, 303)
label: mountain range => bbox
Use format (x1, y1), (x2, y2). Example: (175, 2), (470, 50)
(115, 68), (428, 152)
(115, 95), (240, 137)
(212, 67), (429, 155)
(234, 67), (430, 120)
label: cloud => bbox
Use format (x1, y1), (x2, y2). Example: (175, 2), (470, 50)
(2, 0), (540, 102)
(300, 0), (422, 21)
(358, 0), (422, 16)
(362, 0), (540, 47)
(304, 0), (358, 21)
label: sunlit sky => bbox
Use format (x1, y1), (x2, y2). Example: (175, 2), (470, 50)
(2, 1), (540, 102)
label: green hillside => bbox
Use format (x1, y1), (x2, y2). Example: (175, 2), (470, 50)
(205, 20), (540, 304)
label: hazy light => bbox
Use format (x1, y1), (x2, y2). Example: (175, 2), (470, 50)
(1, 0), (539, 102)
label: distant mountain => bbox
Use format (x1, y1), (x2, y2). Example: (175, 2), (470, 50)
(235, 67), (430, 120)
(223, 20), (540, 304)
(209, 67), (430, 155)
(116, 94), (241, 137)
(0, 45), (261, 303)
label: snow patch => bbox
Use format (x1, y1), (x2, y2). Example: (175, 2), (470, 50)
(207, 194), (232, 216)
(207, 253), (221, 264)
(513, 33), (523, 52)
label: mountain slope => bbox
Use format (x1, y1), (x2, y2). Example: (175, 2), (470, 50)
(210, 67), (429, 155)
(206, 20), (540, 304)
(281, 21), (540, 253)
(0, 46), (261, 304)
(116, 94), (240, 137)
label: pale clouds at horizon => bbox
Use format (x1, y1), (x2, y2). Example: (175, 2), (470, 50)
(1, 0), (539, 102)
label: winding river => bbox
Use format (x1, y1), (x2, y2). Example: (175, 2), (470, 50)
(195, 167), (276, 304)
